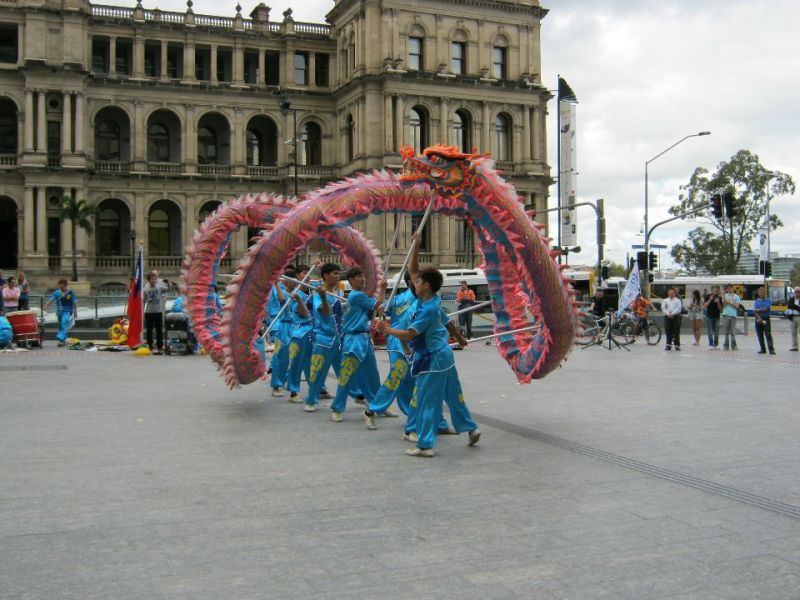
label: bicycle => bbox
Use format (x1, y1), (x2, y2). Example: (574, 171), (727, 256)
(577, 310), (633, 350)
(618, 310), (662, 346)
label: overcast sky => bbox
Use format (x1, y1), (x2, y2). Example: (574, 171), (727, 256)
(147, 0), (799, 269)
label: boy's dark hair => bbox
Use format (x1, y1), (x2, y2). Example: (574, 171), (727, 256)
(321, 263), (341, 277)
(58, 277), (68, 285)
(418, 267), (443, 293)
(284, 267), (297, 279)
(296, 264), (310, 274)
(345, 267), (364, 281)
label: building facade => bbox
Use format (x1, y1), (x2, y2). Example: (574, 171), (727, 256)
(0, 0), (552, 290)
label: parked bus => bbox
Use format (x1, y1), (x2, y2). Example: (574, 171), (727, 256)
(650, 275), (789, 315)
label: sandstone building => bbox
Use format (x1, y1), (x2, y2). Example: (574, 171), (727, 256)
(0, 0), (552, 290)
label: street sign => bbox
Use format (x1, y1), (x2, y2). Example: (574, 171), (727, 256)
(631, 244), (667, 249)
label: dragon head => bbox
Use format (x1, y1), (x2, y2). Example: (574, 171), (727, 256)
(399, 145), (488, 196)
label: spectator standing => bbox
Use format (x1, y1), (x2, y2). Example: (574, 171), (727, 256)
(721, 284), (741, 351)
(687, 289), (703, 345)
(455, 280), (477, 339)
(753, 287), (775, 355)
(2, 276), (21, 313)
(703, 286), (723, 349)
(590, 289), (605, 318)
(143, 270), (169, 354)
(662, 288), (683, 351)
(785, 286), (800, 352)
(16, 272), (30, 311)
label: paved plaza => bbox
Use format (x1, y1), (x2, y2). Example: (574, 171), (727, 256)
(1, 322), (800, 599)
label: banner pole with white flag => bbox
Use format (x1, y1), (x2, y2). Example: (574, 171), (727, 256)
(616, 263), (641, 317)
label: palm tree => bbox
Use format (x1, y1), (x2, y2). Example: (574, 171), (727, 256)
(59, 196), (100, 282)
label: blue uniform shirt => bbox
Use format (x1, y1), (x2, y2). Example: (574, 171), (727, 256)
(385, 289), (417, 354)
(49, 289), (77, 315)
(408, 295), (454, 375)
(267, 283), (287, 320)
(290, 289), (313, 337)
(342, 290), (376, 334)
(312, 291), (342, 347)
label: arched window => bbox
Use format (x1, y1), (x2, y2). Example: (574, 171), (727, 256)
(451, 110), (471, 153)
(97, 207), (121, 255)
(147, 124), (170, 162)
(409, 107), (428, 154)
(148, 208), (170, 255)
(408, 34), (424, 71)
(494, 114), (511, 161)
(346, 114), (355, 162)
(198, 200), (220, 225)
(301, 122), (322, 166)
(197, 126), (217, 164)
(451, 33), (466, 75)
(0, 100), (17, 154)
(246, 129), (262, 166)
(96, 120), (121, 161)
(492, 37), (508, 79)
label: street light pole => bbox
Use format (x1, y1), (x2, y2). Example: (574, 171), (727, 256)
(643, 130), (710, 297)
(280, 100), (299, 200)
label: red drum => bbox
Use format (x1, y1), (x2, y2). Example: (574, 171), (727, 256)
(6, 310), (42, 347)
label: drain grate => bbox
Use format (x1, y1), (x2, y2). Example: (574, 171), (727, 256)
(474, 412), (800, 521)
(0, 365), (68, 372)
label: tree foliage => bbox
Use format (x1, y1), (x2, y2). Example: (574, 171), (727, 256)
(59, 196), (100, 282)
(669, 150), (794, 275)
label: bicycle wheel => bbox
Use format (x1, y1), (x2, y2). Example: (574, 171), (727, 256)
(619, 322), (636, 345)
(645, 319), (662, 346)
(576, 325), (600, 346)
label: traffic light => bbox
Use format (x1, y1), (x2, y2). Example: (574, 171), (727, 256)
(636, 251), (647, 270)
(648, 273), (654, 283)
(648, 251), (658, 270)
(759, 260), (773, 277)
(711, 193), (722, 218)
(601, 266), (609, 280)
(723, 191), (736, 218)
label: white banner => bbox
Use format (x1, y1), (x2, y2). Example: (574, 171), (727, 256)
(616, 264), (641, 317)
(758, 228), (768, 261)
(559, 100), (578, 247)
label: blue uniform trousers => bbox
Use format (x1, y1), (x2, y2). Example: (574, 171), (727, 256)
(305, 342), (341, 406)
(56, 311), (72, 342)
(287, 332), (313, 394)
(368, 351), (414, 415)
(331, 350), (380, 413)
(414, 367), (477, 450)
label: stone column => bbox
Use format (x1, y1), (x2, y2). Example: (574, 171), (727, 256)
(109, 37), (117, 76)
(532, 105), (542, 161)
(210, 45), (218, 83)
(23, 187), (34, 253)
(439, 97), (448, 143)
(233, 108), (244, 171)
(482, 101), (490, 153)
(522, 105), (531, 161)
(35, 187), (46, 254)
(160, 41), (168, 80)
(395, 95), (404, 147)
(62, 92), (72, 154)
(133, 101), (145, 163)
(183, 41), (196, 82)
(383, 95), (393, 153)
(233, 40), (244, 85)
(133, 33), (145, 78)
(308, 53), (316, 88)
(358, 99), (366, 158)
(36, 91), (46, 152)
(74, 93), (84, 154)
(24, 90), (34, 153)
(257, 49), (265, 87)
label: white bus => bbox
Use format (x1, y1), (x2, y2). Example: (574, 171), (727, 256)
(651, 275), (790, 315)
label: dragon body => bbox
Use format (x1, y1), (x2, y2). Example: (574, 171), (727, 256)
(217, 146), (580, 388)
(181, 192), (382, 368)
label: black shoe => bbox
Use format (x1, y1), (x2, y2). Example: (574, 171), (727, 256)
(675, 347), (681, 351)
(665, 346), (672, 351)
(769, 351), (776, 355)
(758, 350), (767, 354)
(790, 348), (798, 352)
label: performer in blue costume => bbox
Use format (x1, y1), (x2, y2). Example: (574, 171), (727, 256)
(330, 267), (385, 422)
(44, 278), (78, 345)
(377, 265), (480, 457)
(269, 267), (295, 396)
(286, 264), (315, 402)
(304, 263), (344, 412)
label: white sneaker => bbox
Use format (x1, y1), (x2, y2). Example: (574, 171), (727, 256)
(406, 447), (434, 457)
(319, 390), (333, 399)
(362, 411), (377, 430)
(271, 388), (284, 397)
(331, 411), (343, 422)
(354, 395), (367, 406)
(468, 429), (482, 447)
(403, 431), (418, 443)
(288, 393), (301, 403)
(304, 403), (316, 413)
(380, 407), (399, 418)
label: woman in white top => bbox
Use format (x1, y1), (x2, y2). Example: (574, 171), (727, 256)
(687, 289), (703, 345)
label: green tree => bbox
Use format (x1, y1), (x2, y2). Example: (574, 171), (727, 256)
(606, 262), (629, 278)
(59, 196), (100, 282)
(668, 150), (794, 274)
(791, 263), (800, 287)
